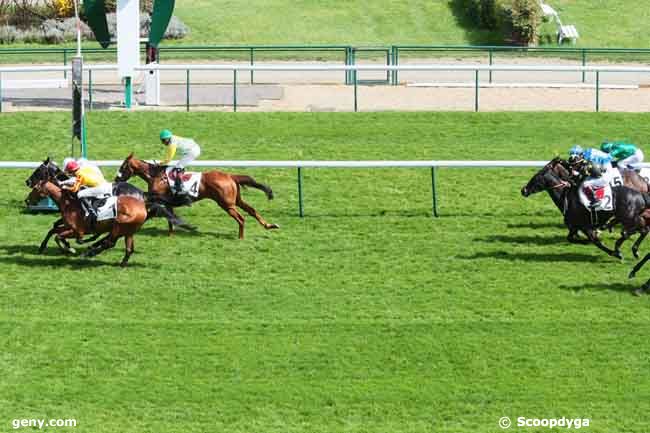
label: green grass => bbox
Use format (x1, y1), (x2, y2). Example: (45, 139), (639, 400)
(3, 0), (650, 65)
(2, 112), (650, 432)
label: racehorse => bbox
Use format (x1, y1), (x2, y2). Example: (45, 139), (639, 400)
(521, 157), (650, 259)
(27, 160), (148, 266)
(114, 153), (279, 239)
(25, 158), (188, 251)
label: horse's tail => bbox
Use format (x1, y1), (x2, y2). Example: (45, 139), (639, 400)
(231, 175), (274, 200)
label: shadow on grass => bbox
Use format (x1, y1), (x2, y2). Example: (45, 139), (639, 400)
(506, 222), (565, 230)
(138, 226), (238, 240)
(0, 244), (156, 269)
(559, 282), (640, 295)
(475, 234), (569, 245)
(464, 250), (604, 262)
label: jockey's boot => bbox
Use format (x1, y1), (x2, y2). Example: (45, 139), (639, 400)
(80, 198), (97, 229)
(174, 167), (184, 194)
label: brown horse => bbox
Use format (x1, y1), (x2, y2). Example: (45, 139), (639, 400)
(33, 179), (148, 267)
(115, 153), (279, 239)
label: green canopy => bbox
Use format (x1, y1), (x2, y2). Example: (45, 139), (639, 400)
(83, 0), (110, 48)
(149, 0), (176, 48)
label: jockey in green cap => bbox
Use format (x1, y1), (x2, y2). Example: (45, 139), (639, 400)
(601, 141), (644, 171)
(159, 129), (201, 202)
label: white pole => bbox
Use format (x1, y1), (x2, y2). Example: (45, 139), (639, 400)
(73, 0), (82, 57)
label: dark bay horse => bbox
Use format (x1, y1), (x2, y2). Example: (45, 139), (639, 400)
(522, 158), (650, 259)
(115, 154), (279, 239)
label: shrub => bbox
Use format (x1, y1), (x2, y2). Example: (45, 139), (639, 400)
(507, 0), (542, 45)
(50, 0), (74, 18)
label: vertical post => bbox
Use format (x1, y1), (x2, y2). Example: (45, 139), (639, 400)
(250, 48), (254, 84)
(297, 167), (304, 218)
(345, 47), (350, 85)
(391, 46), (397, 85)
(81, 115), (88, 158)
(431, 166), (439, 218)
(88, 69), (93, 111)
(385, 49), (390, 84)
(63, 49), (68, 79)
(595, 70), (600, 112)
(353, 68), (358, 112)
(474, 69), (479, 112)
(394, 47), (399, 85)
(488, 49), (493, 84)
(581, 49), (586, 83)
(186, 69), (190, 112)
(233, 69), (238, 112)
(0, 72), (3, 113)
(124, 77), (132, 109)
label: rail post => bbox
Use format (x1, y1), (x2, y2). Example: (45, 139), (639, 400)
(431, 166), (439, 217)
(474, 69), (479, 112)
(233, 69), (238, 112)
(581, 49), (587, 83)
(186, 69), (190, 112)
(249, 48), (254, 84)
(488, 49), (493, 84)
(353, 67), (358, 112)
(385, 49), (390, 84)
(595, 70), (600, 112)
(88, 69), (93, 111)
(63, 49), (68, 79)
(297, 167), (304, 218)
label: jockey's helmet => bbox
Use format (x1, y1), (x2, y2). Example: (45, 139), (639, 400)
(160, 129), (173, 142)
(569, 145), (584, 159)
(601, 141), (614, 153)
(64, 160), (80, 173)
(62, 157), (75, 169)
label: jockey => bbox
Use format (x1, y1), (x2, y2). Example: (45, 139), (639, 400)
(61, 159), (112, 222)
(568, 145), (587, 178)
(159, 129), (201, 195)
(580, 149), (613, 212)
(601, 141), (644, 171)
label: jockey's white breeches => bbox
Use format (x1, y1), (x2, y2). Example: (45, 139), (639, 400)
(175, 147), (201, 169)
(619, 149), (644, 170)
(77, 183), (113, 199)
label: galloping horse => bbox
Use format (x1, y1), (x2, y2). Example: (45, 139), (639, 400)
(522, 157), (650, 259)
(115, 154), (279, 239)
(28, 160), (148, 266)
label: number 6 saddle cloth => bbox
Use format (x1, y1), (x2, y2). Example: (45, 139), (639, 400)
(579, 178), (614, 212)
(165, 167), (202, 197)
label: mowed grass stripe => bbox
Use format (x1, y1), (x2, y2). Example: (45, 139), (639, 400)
(1, 112), (650, 432)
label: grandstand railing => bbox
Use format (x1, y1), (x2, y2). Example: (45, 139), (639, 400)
(0, 159), (612, 218)
(1, 63), (649, 113)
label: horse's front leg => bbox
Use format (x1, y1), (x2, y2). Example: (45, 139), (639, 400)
(53, 228), (78, 255)
(39, 218), (65, 254)
(585, 228), (621, 259)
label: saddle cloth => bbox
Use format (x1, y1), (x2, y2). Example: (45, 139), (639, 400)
(165, 167), (201, 197)
(94, 196), (118, 222)
(607, 167), (650, 186)
(579, 178), (614, 212)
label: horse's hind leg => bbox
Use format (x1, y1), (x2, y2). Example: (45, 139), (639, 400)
(120, 235), (135, 267)
(236, 196), (279, 230)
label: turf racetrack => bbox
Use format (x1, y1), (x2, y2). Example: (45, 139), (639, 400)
(2, 112), (650, 432)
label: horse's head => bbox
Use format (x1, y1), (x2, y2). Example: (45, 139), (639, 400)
(115, 153), (137, 182)
(521, 157), (571, 197)
(25, 158), (63, 188)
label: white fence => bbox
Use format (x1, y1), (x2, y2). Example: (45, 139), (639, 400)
(1, 63), (650, 112)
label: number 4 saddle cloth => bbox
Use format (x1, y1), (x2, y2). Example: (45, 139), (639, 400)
(579, 178), (614, 212)
(165, 167), (202, 197)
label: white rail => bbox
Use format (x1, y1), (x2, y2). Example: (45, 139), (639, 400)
(1, 63), (650, 73)
(0, 160), (555, 169)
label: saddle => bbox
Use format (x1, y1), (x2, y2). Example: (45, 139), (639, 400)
(167, 170), (193, 183)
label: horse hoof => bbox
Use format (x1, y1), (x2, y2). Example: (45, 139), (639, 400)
(612, 251), (623, 260)
(634, 288), (645, 296)
(633, 251), (640, 259)
(38, 247), (46, 255)
(267, 223), (280, 230)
